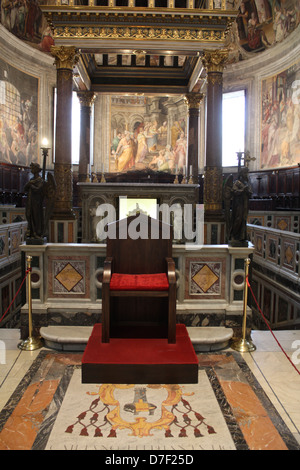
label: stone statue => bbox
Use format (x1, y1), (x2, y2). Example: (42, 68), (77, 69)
(224, 167), (252, 246)
(24, 162), (56, 244)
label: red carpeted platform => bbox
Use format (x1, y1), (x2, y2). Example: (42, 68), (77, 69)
(81, 323), (199, 384)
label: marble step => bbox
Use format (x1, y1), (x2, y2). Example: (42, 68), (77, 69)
(0, 328), (21, 350)
(187, 326), (233, 352)
(39, 325), (233, 352)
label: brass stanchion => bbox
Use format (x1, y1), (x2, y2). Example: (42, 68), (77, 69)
(19, 256), (43, 351)
(231, 258), (256, 353)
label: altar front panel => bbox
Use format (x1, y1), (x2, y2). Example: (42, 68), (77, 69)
(78, 182), (199, 244)
(20, 242), (254, 338)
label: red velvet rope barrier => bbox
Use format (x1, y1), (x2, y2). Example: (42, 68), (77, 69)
(246, 276), (300, 376)
(0, 268), (31, 324)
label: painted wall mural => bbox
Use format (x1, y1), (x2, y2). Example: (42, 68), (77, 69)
(0, 56), (39, 166)
(0, 0), (54, 53)
(236, 0), (299, 53)
(261, 59), (300, 169)
(1, 1), (299, 59)
(109, 95), (187, 174)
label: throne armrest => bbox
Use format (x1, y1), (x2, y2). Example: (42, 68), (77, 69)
(103, 257), (113, 285)
(102, 257), (113, 343)
(165, 257), (176, 286)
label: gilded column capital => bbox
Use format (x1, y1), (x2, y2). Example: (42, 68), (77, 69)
(184, 93), (204, 109)
(50, 45), (79, 70)
(77, 91), (97, 108)
(202, 49), (229, 74)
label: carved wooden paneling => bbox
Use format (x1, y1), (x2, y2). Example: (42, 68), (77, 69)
(249, 167), (300, 210)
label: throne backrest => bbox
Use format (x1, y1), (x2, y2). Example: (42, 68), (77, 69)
(106, 214), (172, 274)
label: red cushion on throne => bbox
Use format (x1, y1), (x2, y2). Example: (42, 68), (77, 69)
(110, 273), (169, 291)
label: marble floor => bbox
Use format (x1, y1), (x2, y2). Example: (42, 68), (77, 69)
(0, 328), (299, 450)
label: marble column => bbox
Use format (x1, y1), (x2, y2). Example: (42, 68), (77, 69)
(202, 49), (228, 219)
(77, 91), (96, 183)
(51, 45), (79, 220)
(184, 93), (203, 183)
(50, 46), (79, 242)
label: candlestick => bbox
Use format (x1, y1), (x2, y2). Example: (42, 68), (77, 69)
(174, 165), (179, 184)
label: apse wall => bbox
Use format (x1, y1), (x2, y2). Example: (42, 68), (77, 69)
(0, 24), (56, 170)
(1, 22), (300, 173)
(223, 25), (300, 172)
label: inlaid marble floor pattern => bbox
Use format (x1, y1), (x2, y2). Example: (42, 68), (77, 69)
(0, 329), (299, 450)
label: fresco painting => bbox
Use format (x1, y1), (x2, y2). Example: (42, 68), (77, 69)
(261, 60), (300, 169)
(109, 96), (187, 174)
(0, 57), (39, 166)
(237, 0), (299, 53)
(0, 0), (54, 53)
(1, 1), (299, 57)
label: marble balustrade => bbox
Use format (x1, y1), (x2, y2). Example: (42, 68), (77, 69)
(0, 207), (26, 226)
(248, 223), (300, 329)
(248, 211), (300, 234)
(0, 221), (27, 327)
(19, 242), (254, 337)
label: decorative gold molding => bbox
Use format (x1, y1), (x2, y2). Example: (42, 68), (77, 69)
(184, 93), (204, 109)
(41, 6), (237, 44)
(51, 45), (80, 70)
(40, 5), (237, 14)
(77, 91), (97, 107)
(202, 49), (229, 73)
(52, 25), (227, 42)
(60, 70), (72, 82)
(204, 202), (223, 211)
(207, 73), (223, 85)
(52, 163), (76, 220)
(54, 163), (73, 202)
(204, 166), (223, 209)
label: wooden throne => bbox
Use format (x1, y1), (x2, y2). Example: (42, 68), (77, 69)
(101, 214), (177, 344)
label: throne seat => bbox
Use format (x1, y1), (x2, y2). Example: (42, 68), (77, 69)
(101, 214), (176, 344)
(109, 272), (170, 292)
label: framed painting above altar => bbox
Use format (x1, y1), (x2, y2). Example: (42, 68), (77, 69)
(109, 95), (187, 174)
